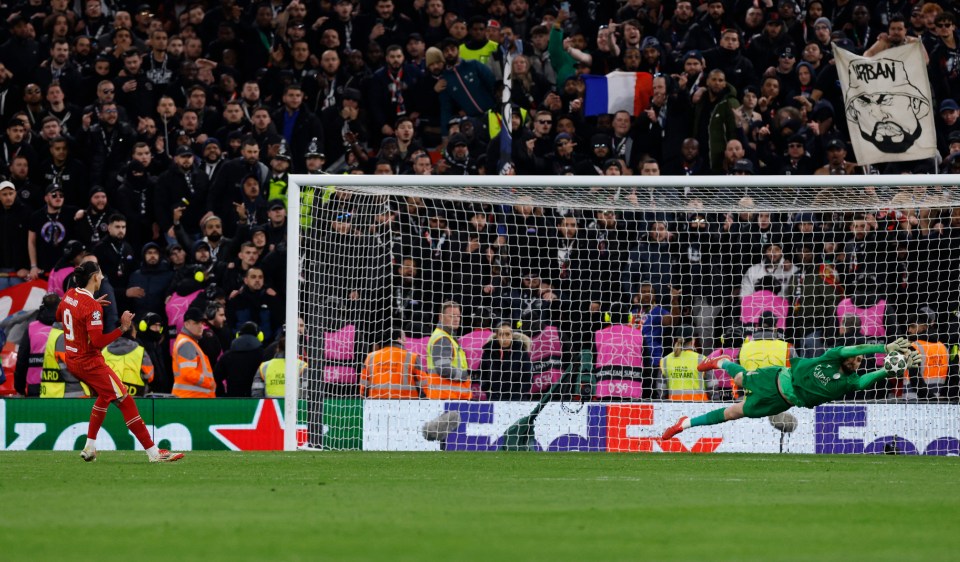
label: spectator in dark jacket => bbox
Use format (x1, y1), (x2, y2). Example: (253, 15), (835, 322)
(478, 322), (533, 400)
(136, 312), (172, 393)
(127, 242), (174, 318)
(0, 180), (30, 289)
(86, 101), (136, 187)
(214, 321), (265, 396)
(156, 146), (210, 241)
(271, 84), (324, 173)
(226, 266), (281, 339)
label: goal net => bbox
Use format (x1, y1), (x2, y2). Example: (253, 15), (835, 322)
(285, 175), (960, 455)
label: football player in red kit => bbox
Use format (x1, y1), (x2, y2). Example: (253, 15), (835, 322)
(56, 261), (184, 462)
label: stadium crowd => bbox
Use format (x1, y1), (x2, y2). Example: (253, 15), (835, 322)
(1, 0), (959, 402)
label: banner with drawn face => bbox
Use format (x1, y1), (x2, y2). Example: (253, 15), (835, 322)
(835, 42), (937, 165)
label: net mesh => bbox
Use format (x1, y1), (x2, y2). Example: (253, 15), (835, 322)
(295, 179), (960, 454)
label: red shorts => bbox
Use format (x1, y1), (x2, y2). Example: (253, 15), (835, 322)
(68, 361), (128, 401)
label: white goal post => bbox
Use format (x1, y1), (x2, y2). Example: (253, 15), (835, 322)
(283, 174), (960, 452)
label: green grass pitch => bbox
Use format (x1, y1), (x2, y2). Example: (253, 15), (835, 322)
(0, 452), (957, 562)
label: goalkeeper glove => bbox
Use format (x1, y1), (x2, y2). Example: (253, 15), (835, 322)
(884, 337), (911, 354)
(904, 349), (922, 370)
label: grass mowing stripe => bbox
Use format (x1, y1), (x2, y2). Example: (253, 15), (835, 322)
(0, 452), (956, 562)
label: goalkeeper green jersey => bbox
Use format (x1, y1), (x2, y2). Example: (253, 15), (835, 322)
(786, 344), (886, 407)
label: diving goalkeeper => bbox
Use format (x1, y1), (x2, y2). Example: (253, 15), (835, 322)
(661, 338), (920, 440)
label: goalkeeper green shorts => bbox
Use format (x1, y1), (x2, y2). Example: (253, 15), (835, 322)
(741, 367), (793, 418)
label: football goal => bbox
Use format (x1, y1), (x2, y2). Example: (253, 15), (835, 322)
(282, 174), (960, 454)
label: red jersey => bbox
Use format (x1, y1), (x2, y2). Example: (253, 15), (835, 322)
(55, 288), (121, 368)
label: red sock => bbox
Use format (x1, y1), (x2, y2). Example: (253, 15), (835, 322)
(116, 396), (155, 450)
(88, 396), (111, 440)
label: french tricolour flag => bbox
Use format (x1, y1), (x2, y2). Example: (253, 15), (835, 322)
(582, 71), (654, 117)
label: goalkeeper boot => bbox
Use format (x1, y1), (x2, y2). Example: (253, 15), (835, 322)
(698, 355), (731, 372)
(661, 417), (689, 441)
(150, 449), (185, 463)
(80, 447), (98, 463)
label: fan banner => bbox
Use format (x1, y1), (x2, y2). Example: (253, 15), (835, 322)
(834, 42), (937, 165)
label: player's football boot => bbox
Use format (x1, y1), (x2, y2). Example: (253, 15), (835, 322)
(661, 417), (689, 441)
(150, 449), (185, 463)
(697, 355), (731, 372)
(80, 447), (98, 462)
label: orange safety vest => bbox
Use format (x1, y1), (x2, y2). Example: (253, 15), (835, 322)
(360, 346), (426, 399)
(171, 332), (216, 398)
(906, 340), (949, 385)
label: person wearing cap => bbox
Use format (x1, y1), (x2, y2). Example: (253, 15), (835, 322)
(157, 143), (209, 242)
(547, 132), (582, 175)
(404, 32), (426, 68)
(740, 310), (797, 371)
(171, 307), (216, 398)
(636, 36), (663, 74)
(304, 136), (326, 173)
(730, 158), (754, 175)
(266, 140), (293, 199)
(438, 37), (496, 137)
(265, 199), (287, 249)
(677, 50), (705, 96)
(366, 44), (422, 139)
(405, 45), (445, 145)
(27, 184), (82, 278)
(771, 45), (801, 95)
(815, 138), (858, 175)
(0, 180), (30, 289)
(772, 133), (816, 175)
(660, 326), (709, 401)
(946, 131), (960, 156)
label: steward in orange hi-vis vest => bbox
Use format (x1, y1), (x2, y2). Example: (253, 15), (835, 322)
(360, 337), (428, 399)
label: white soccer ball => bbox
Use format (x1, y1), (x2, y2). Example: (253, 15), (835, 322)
(884, 352), (908, 373)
